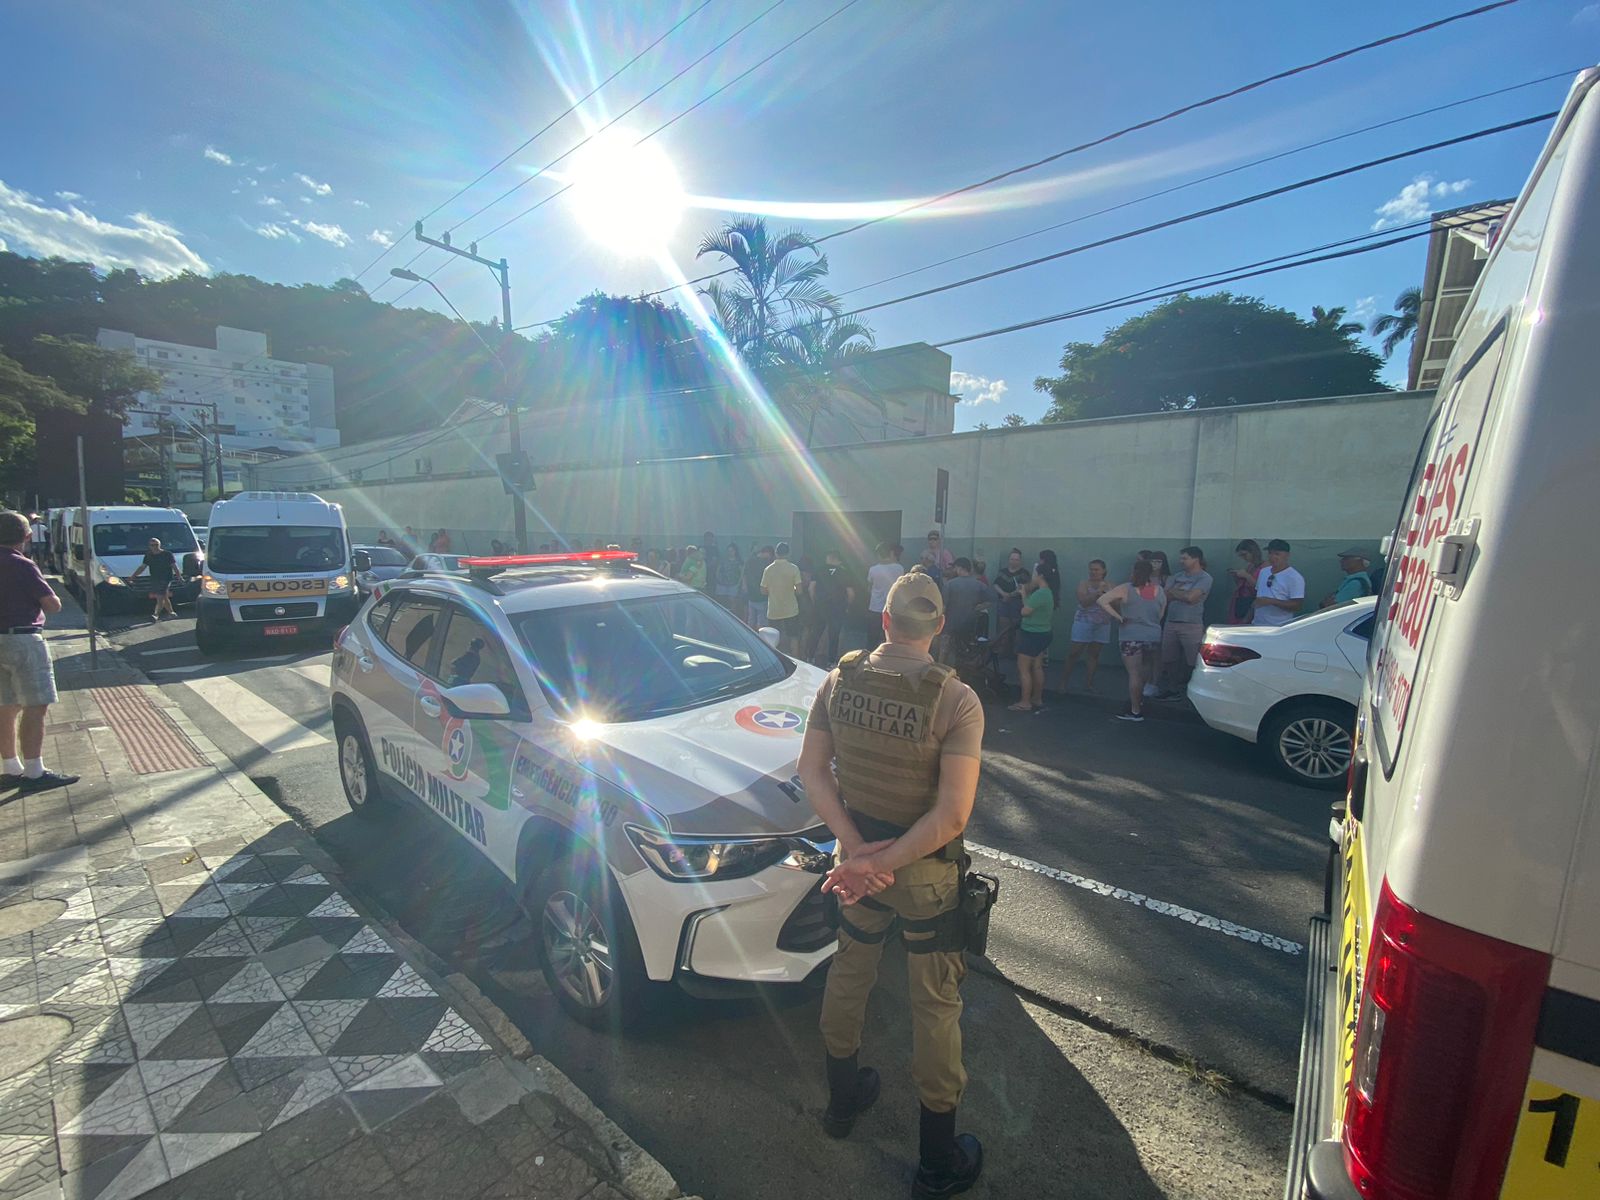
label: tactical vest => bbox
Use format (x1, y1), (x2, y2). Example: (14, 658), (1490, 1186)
(829, 650), (957, 851)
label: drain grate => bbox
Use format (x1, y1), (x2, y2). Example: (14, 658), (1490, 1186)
(88, 685), (208, 774)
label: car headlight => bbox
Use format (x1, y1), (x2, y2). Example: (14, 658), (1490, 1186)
(625, 825), (792, 882)
(331, 574), (352, 592)
(201, 574), (224, 595)
(103, 573), (125, 586)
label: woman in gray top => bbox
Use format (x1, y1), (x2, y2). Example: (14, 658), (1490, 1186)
(1097, 558), (1167, 722)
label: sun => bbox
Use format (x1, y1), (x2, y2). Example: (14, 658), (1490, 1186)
(567, 130), (685, 256)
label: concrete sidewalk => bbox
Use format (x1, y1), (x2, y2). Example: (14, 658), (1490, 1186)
(0, 621), (687, 1200)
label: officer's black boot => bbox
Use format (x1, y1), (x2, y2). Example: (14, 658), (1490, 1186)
(911, 1104), (983, 1198)
(821, 1053), (880, 1138)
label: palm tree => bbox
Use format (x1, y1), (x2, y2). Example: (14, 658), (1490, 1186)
(697, 217), (843, 372)
(1310, 305), (1365, 340)
(773, 316), (877, 446)
(1369, 287), (1422, 359)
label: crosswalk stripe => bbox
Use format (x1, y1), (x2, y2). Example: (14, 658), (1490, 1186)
(182, 675), (328, 754)
(288, 664), (330, 689)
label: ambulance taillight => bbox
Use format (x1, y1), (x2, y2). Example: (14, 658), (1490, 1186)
(1340, 881), (1549, 1200)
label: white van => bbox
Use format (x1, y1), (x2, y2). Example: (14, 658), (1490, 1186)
(64, 506), (202, 613)
(196, 491), (361, 655)
(1290, 69), (1600, 1200)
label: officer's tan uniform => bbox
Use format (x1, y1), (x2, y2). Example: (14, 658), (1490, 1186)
(810, 641), (984, 1114)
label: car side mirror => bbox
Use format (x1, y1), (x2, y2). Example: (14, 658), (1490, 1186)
(352, 550), (372, 572)
(758, 626), (781, 650)
(441, 682), (511, 719)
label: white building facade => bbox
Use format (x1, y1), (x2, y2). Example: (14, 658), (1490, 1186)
(98, 325), (339, 451)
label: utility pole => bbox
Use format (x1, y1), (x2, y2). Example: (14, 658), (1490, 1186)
(409, 224), (527, 552)
(76, 436), (96, 669)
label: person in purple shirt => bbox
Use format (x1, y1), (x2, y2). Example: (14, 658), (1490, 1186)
(0, 510), (77, 791)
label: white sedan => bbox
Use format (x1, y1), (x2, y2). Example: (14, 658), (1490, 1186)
(1186, 598), (1377, 789)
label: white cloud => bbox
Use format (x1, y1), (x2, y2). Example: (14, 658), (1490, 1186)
(1576, 4), (1600, 24)
(203, 145), (234, 166)
(950, 370), (1008, 407)
(366, 229), (393, 247)
(351, 199), (369, 208)
(0, 180), (208, 277)
(1350, 295), (1379, 325)
(294, 172), (332, 196)
(254, 222), (299, 242)
(55, 190), (83, 202)
(1371, 174), (1474, 230)
(297, 220), (349, 246)
(259, 195), (283, 209)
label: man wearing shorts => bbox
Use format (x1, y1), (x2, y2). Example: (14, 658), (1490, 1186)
(0, 510), (78, 792)
(761, 542), (804, 654)
(130, 537), (178, 620)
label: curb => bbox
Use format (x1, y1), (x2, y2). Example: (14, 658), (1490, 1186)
(69, 599), (689, 1200)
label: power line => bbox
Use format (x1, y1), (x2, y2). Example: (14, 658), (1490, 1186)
(581, 0), (1528, 314)
(828, 112), (1553, 327)
(833, 68), (1576, 302)
(932, 216), (1490, 350)
(352, 0), (719, 285)
(375, 0), (795, 300)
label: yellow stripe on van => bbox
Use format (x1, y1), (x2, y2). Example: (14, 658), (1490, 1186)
(1337, 816), (1369, 1116)
(225, 578), (328, 597)
(1500, 1080), (1600, 1198)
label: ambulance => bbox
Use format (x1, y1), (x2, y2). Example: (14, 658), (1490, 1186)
(1289, 68), (1600, 1200)
(195, 491), (361, 655)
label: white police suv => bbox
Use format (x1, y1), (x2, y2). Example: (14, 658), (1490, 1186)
(330, 550), (837, 1026)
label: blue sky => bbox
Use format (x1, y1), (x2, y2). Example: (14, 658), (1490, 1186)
(1, 0), (1590, 428)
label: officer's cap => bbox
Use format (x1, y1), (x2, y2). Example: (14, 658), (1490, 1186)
(886, 571), (944, 635)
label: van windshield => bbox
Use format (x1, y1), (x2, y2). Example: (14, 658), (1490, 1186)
(208, 525), (345, 573)
(93, 522), (197, 555)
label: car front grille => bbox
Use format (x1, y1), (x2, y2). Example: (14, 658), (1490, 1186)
(239, 601), (320, 621)
(777, 882), (837, 953)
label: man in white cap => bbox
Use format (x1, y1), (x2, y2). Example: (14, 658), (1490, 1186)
(1322, 548), (1374, 609)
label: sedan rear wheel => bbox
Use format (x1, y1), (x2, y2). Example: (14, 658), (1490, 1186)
(1263, 701), (1355, 790)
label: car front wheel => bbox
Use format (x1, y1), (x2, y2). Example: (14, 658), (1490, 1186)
(529, 852), (647, 1030)
(1262, 700), (1355, 790)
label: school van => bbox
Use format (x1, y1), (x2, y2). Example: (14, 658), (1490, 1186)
(1288, 68), (1600, 1200)
(63, 506), (203, 613)
(196, 491), (361, 655)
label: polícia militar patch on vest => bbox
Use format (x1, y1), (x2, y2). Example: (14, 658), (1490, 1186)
(829, 682), (929, 741)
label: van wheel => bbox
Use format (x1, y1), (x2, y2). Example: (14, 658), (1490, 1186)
(334, 712), (387, 819)
(528, 851), (648, 1030)
(1263, 700), (1354, 790)
(194, 621), (228, 657)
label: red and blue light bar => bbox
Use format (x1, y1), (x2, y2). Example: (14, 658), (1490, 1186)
(458, 550), (638, 568)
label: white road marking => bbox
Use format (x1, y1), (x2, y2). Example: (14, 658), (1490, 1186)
(288, 664), (330, 689)
(140, 646), (195, 657)
(147, 664), (210, 675)
(233, 655), (295, 664)
(182, 675), (328, 754)
(967, 842), (1305, 956)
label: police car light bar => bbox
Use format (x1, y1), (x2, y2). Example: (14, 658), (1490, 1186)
(458, 550), (638, 568)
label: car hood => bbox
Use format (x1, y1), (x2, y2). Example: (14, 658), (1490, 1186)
(568, 664), (829, 838)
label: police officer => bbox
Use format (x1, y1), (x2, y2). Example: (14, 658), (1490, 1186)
(798, 572), (985, 1198)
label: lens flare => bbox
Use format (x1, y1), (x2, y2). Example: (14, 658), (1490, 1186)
(567, 130), (686, 256)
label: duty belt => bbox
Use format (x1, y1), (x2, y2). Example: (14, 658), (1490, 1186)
(848, 811), (964, 863)
(0, 627), (43, 635)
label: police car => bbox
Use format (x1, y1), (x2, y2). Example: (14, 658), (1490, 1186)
(329, 550), (837, 1026)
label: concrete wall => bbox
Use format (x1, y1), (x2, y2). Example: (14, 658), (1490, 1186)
(254, 389), (1432, 633)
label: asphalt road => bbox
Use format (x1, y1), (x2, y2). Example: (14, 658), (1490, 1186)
(98, 607), (1329, 1200)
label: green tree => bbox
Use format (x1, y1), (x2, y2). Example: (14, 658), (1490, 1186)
(1310, 305), (1365, 340)
(770, 315), (877, 446)
(1000, 412), (1028, 427)
(1034, 292), (1389, 422)
(15, 335), (162, 416)
(696, 217), (842, 372)
(1369, 286), (1422, 359)
(0, 351), (80, 495)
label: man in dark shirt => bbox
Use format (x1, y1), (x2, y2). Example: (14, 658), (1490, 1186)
(129, 537), (178, 620)
(0, 510), (78, 792)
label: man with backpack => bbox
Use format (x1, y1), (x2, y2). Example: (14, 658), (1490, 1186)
(1323, 548), (1375, 608)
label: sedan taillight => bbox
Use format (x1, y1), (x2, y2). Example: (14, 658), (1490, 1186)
(1198, 642), (1261, 668)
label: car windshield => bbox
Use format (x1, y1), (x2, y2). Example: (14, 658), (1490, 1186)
(93, 522), (197, 555)
(209, 525), (344, 572)
(360, 547), (408, 568)
(512, 592), (793, 722)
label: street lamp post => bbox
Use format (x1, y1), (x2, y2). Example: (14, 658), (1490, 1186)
(392, 225), (527, 552)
